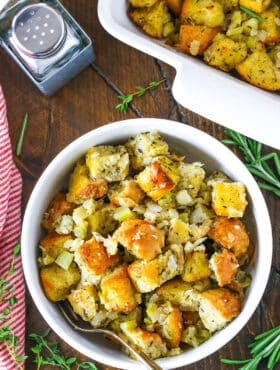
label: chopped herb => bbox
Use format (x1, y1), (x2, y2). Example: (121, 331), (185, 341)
(16, 113), (28, 156)
(240, 5), (265, 22)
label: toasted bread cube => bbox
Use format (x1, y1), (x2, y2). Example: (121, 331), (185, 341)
(40, 262), (80, 302)
(86, 145), (129, 182)
(137, 156), (180, 201)
(156, 278), (200, 311)
(67, 162), (108, 203)
(204, 37), (247, 72)
(166, 0), (182, 14)
(100, 265), (141, 313)
(168, 218), (189, 244)
(236, 50), (280, 91)
(182, 251), (211, 283)
(109, 180), (145, 208)
(146, 301), (183, 348)
(180, 0), (224, 27)
(120, 321), (168, 359)
(260, 11), (280, 44)
(128, 0), (172, 38)
(128, 245), (184, 293)
(42, 193), (75, 232)
(113, 219), (164, 260)
(211, 181), (248, 217)
(87, 205), (118, 237)
(210, 249), (238, 286)
(177, 25), (221, 56)
(218, 0), (238, 12)
(177, 162), (205, 199)
(126, 131), (169, 170)
(68, 285), (98, 321)
(208, 216), (250, 257)
(128, 0), (158, 6)
(75, 236), (119, 284)
(198, 288), (241, 332)
(240, 0), (271, 13)
(39, 233), (72, 265)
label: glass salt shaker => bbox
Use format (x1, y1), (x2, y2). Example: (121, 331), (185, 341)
(0, 0), (94, 96)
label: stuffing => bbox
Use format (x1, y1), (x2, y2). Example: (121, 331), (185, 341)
(239, 0), (271, 13)
(166, 0), (182, 15)
(109, 180), (145, 207)
(42, 192), (75, 232)
(110, 307), (143, 332)
(99, 264), (141, 312)
(168, 218), (189, 244)
(40, 262), (80, 302)
(181, 322), (211, 347)
(128, 0), (158, 6)
(259, 10), (280, 44)
(209, 248), (238, 286)
(67, 285), (98, 321)
(75, 236), (119, 284)
(217, 0), (238, 12)
(39, 233), (72, 265)
(180, 0), (225, 27)
(128, 244), (184, 293)
(67, 162), (108, 203)
(120, 321), (168, 359)
(182, 251), (212, 283)
(87, 205), (118, 237)
(176, 162), (205, 199)
(113, 219), (165, 260)
(90, 308), (119, 328)
(208, 216), (250, 257)
(137, 156), (180, 201)
(198, 288), (241, 332)
(86, 145), (129, 182)
(211, 181), (248, 217)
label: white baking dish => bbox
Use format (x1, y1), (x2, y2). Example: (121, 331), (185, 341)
(98, 0), (280, 150)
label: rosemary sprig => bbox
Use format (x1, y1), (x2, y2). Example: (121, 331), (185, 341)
(240, 5), (265, 22)
(16, 113), (28, 156)
(30, 329), (98, 369)
(221, 325), (280, 369)
(223, 129), (280, 197)
(116, 79), (166, 113)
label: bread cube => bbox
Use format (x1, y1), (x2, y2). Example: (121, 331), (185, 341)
(177, 25), (221, 56)
(240, 0), (271, 13)
(166, 0), (182, 15)
(198, 288), (241, 332)
(128, 0), (158, 6)
(40, 262), (80, 302)
(204, 37), (248, 72)
(259, 11), (280, 44)
(68, 285), (98, 321)
(120, 321), (168, 359)
(236, 50), (280, 91)
(168, 218), (189, 244)
(67, 162), (108, 203)
(156, 278), (200, 311)
(210, 249), (238, 286)
(100, 265), (141, 313)
(180, 0), (224, 27)
(39, 233), (72, 265)
(177, 162), (205, 199)
(211, 181), (248, 217)
(42, 192), (75, 232)
(109, 180), (145, 207)
(75, 236), (119, 284)
(128, 245), (184, 293)
(126, 131), (169, 170)
(182, 251), (212, 283)
(87, 205), (118, 237)
(137, 156), (180, 201)
(86, 145), (129, 182)
(114, 219), (165, 261)
(218, 0), (238, 12)
(208, 216), (250, 257)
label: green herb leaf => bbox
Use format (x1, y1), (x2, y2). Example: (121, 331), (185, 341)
(16, 113), (28, 157)
(240, 5), (265, 22)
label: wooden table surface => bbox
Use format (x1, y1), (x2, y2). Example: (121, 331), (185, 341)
(0, 1), (279, 369)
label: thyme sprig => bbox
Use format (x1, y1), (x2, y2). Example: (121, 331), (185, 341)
(116, 79), (166, 113)
(223, 129), (280, 197)
(30, 329), (98, 369)
(221, 325), (280, 369)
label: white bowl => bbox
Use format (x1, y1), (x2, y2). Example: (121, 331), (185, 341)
(22, 118), (272, 369)
(97, 0), (280, 150)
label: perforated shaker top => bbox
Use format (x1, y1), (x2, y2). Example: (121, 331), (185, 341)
(11, 3), (66, 57)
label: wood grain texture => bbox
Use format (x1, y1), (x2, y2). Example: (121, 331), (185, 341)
(0, 0), (279, 369)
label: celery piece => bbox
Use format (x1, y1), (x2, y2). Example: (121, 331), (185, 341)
(55, 251), (74, 270)
(113, 206), (135, 222)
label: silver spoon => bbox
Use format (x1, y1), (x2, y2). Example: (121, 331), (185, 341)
(57, 301), (162, 370)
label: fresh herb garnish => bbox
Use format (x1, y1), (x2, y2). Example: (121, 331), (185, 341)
(116, 79), (166, 113)
(240, 5), (265, 22)
(16, 113), (28, 156)
(223, 129), (280, 197)
(30, 329), (98, 369)
(221, 325), (280, 369)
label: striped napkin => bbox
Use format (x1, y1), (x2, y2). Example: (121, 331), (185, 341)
(0, 85), (25, 369)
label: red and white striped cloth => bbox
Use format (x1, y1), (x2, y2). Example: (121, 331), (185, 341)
(0, 85), (25, 370)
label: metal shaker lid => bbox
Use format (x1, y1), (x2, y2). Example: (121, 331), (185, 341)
(11, 3), (66, 58)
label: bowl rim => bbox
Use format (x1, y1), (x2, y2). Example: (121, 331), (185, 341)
(21, 118), (273, 369)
